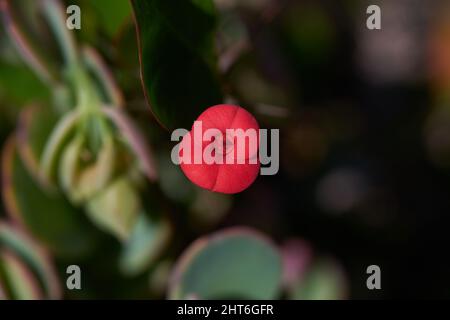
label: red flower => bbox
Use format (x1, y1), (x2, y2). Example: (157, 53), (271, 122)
(179, 104), (260, 194)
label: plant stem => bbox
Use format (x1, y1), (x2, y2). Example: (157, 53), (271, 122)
(41, 0), (78, 66)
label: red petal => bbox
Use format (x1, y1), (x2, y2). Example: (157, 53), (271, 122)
(179, 105), (261, 194)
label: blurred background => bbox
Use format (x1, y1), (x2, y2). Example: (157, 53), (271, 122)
(1, 0), (450, 299)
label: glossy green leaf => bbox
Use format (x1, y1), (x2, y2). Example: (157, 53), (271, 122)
(2, 137), (99, 259)
(130, 0), (223, 129)
(169, 228), (282, 299)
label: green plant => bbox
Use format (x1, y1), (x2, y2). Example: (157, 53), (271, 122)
(0, 0), (348, 300)
(0, 221), (61, 299)
(1, 0), (170, 272)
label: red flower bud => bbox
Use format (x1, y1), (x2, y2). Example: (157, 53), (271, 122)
(179, 104), (260, 194)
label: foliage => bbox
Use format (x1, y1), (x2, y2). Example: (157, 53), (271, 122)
(0, 0), (355, 300)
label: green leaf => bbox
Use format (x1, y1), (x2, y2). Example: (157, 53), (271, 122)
(2, 137), (100, 259)
(63, 135), (116, 202)
(289, 258), (347, 300)
(0, 249), (43, 300)
(0, 0), (59, 85)
(78, 137), (115, 199)
(86, 177), (140, 241)
(0, 222), (61, 299)
(17, 105), (59, 188)
(82, 46), (124, 108)
(59, 135), (85, 202)
(102, 106), (158, 181)
(169, 228), (282, 299)
(41, 0), (78, 65)
(130, 0), (223, 129)
(119, 213), (172, 276)
(40, 110), (81, 185)
(0, 62), (50, 106)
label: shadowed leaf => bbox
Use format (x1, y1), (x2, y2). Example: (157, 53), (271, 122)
(130, 0), (223, 129)
(2, 137), (100, 259)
